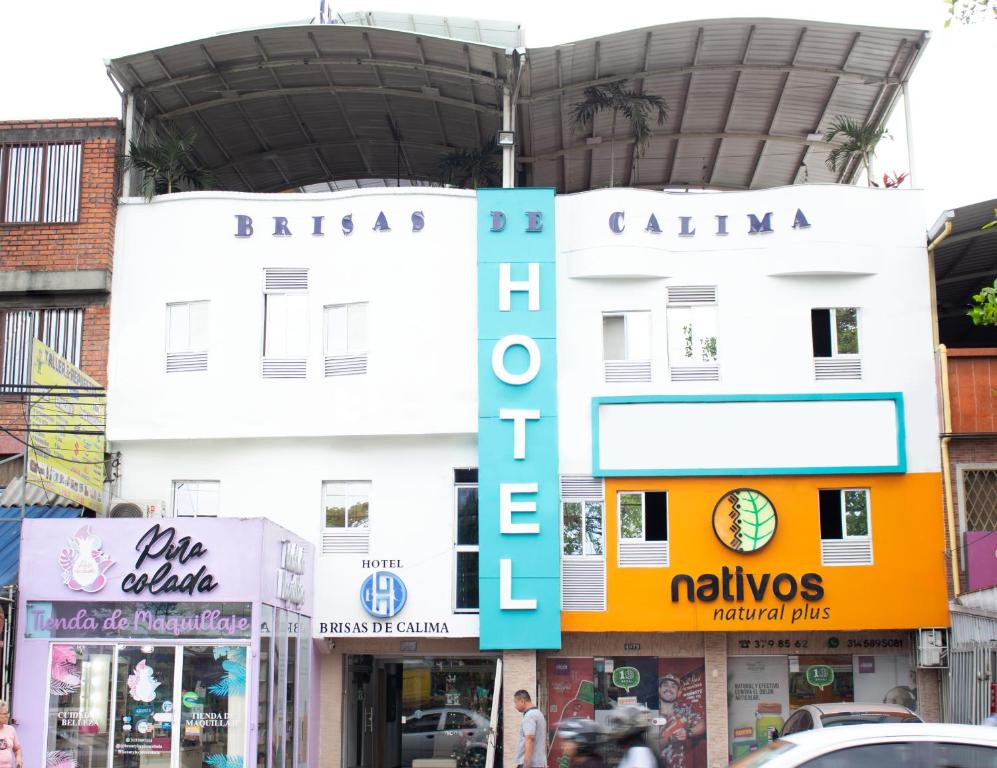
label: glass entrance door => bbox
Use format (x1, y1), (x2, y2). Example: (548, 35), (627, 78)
(345, 657), (500, 768)
(112, 646), (177, 768)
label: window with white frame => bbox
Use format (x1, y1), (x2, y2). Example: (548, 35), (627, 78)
(323, 481), (370, 528)
(560, 475), (607, 611)
(602, 311), (651, 382)
(324, 301), (368, 376)
(0, 307), (83, 390)
(321, 480), (371, 555)
(454, 468), (478, 612)
(1, 142), (82, 224)
(618, 491), (669, 567)
(166, 301), (209, 372)
(667, 286), (719, 382)
(562, 501), (604, 556)
(812, 307), (861, 380)
(173, 480), (220, 517)
(819, 488), (873, 565)
(262, 268), (308, 379)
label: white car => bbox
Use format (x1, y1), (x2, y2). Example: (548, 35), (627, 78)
(778, 702), (922, 735)
(729, 722), (997, 768)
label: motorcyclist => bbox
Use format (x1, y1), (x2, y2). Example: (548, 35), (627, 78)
(606, 705), (656, 768)
(556, 718), (607, 768)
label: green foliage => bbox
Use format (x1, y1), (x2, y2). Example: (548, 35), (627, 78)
(702, 336), (718, 363)
(969, 278), (997, 326)
(735, 491), (775, 551)
(823, 115), (890, 186)
(620, 493), (643, 539)
(570, 79), (668, 187)
(122, 124), (213, 199)
(438, 141), (500, 189)
(945, 0), (996, 26)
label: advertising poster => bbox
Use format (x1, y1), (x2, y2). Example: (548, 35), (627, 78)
(726, 657), (789, 762)
(546, 658), (595, 768)
(27, 339), (106, 513)
(654, 658), (707, 768)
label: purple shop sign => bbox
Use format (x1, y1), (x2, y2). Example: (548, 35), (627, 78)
(22, 518), (313, 613)
(25, 601), (252, 639)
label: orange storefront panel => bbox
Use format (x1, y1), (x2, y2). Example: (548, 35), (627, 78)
(561, 473), (948, 632)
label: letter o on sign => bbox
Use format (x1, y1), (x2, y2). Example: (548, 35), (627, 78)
(491, 335), (541, 385)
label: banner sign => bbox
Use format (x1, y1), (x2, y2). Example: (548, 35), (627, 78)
(27, 339), (106, 512)
(477, 188), (560, 649)
(25, 601), (252, 639)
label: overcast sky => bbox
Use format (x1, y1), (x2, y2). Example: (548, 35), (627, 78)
(2, 0), (993, 223)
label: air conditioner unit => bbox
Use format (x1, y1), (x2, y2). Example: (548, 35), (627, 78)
(916, 627), (949, 668)
(107, 498), (167, 519)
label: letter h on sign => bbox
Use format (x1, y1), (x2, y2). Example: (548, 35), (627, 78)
(476, 189), (560, 650)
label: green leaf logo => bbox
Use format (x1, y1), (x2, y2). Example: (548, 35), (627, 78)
(712, 488), (777, 553)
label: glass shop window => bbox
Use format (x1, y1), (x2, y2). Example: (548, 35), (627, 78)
(46, 644), (114, 768)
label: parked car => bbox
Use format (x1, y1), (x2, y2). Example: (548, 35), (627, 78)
(401, 707), (490, 766)
(778, 702), (922, 735)
(729, 722), (997, 768)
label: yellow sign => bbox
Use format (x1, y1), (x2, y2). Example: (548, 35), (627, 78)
(27, 339), (106, 513)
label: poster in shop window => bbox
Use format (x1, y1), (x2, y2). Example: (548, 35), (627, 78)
(653, 659), (707, 768)
(546, 658), (594, 768)
(727, 657), (790, 762)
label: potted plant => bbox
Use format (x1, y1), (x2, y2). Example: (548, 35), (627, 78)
(122, 124), (213, 198)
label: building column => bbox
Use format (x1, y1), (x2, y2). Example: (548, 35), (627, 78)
(503, 650), (538, 768)
(318, 650), (343, 768)
(704, 633), (729, 768)
(916, 667), (942, 722)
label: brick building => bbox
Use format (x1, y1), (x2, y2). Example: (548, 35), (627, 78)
(0, 118), (119, 471)
(929, 200), (997, 723)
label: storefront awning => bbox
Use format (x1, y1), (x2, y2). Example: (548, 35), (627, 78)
(0, 476), (85, 586)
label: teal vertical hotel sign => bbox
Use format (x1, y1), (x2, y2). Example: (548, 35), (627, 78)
(476, 189), (561, 650)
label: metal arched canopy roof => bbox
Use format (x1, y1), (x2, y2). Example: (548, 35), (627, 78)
(930, 199), (997, 348)
(107, 15), (928, 194)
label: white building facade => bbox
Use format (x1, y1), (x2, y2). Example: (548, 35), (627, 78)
(106, 183), (948, 768)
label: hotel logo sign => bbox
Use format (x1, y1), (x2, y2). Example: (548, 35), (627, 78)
(360, 571), (407, 618)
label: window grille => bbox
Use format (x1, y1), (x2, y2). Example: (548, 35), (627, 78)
(1, 142), (82, 224)
(965, 469), (997, 531)
(0, 308), (83, 390)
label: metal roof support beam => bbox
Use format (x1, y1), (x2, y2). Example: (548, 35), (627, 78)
(138, 58), (254, 191)
(708, 25), (755, 187)
(588, 40), (601, 190)
(464, 45), (487, 146)
(747, 26), (806, 189)
(308, 31), (375, 176)
(416, 38), (451, 150)
(157, 86), (500, 121)
(623, 31), (653, 188)
(665, 27), (702, 187)
(197, 44), (292, 189)
(556, 48), (568, 193)
(520, 130), (830, 164)
(521, 62), (895, 105)
(137, 56), (502, 94)
(797, 31), (861, 186)
(206, 138), (455, 175)
(252, 36), (334, 187)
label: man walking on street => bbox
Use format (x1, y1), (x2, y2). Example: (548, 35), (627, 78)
(515, 689), (548, 768)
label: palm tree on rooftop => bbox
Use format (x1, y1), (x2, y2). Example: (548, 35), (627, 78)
(823, 115), (891, 187)
(570, 79), (668, 188)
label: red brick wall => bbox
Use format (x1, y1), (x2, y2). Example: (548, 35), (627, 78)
(948, 349), (997, 434)
(0, 119), (119, 455)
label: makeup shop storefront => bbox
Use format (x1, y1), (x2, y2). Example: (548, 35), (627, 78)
(12, 518), (313, 768)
